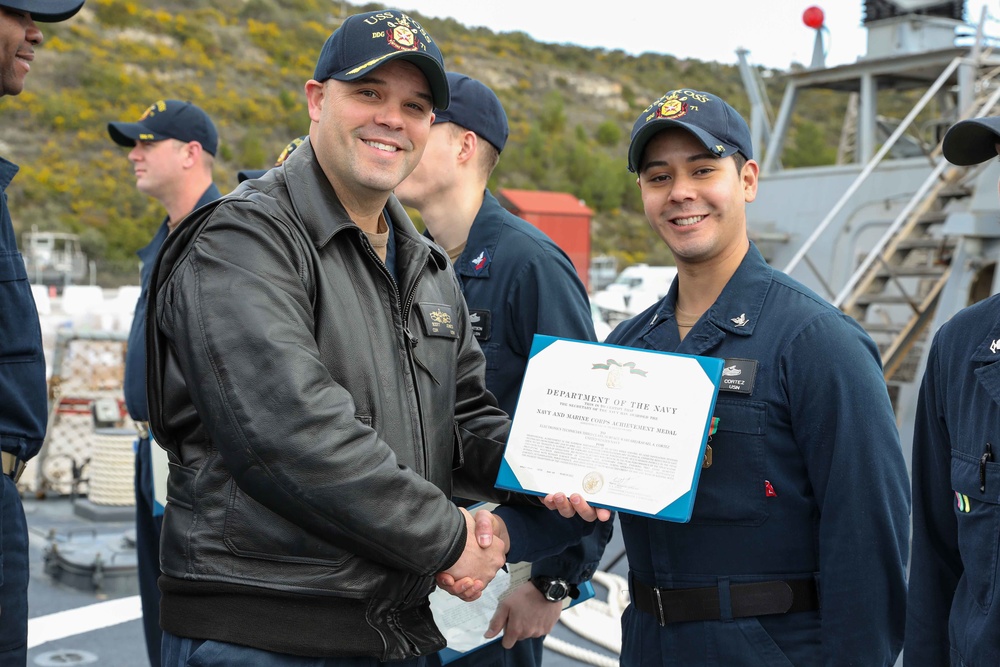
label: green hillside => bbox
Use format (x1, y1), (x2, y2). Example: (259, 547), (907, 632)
(0, 0), (845, 282)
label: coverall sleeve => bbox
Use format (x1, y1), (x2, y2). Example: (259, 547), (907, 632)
(783, 313), (910, 666)
(492, 505), (598, 564)
(904, 334), (960, 665)
(157, 204), (469, 576)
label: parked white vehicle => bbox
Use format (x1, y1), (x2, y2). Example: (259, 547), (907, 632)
(591, 264), (677, 319)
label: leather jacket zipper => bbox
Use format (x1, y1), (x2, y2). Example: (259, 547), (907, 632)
(362, 233), (432, 477)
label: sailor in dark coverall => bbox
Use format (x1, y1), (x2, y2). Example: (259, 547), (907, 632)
(905, 115), (1000, 667)
(542, 88), (910, 666)
(0, 2), (85, 665)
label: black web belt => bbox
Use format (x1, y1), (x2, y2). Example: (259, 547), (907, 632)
(631, 577), (819, 626)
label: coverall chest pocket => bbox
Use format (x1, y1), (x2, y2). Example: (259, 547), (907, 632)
(0, 254), (41, 364)
(951, 451), (1000, 612)
(689, 399), (768, 526)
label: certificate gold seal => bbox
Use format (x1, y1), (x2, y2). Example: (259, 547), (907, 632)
(582, 471), (604, 495)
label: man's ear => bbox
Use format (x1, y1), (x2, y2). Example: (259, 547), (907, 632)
(305, 79), (325, 123)
(456, 129), (478, 165)
(741, 159), (760, 204)
(183, 141), (203, 168)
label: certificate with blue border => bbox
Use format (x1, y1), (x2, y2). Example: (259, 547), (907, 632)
(495, 335), (723, 523)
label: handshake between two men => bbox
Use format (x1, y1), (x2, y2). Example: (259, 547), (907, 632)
(435, 492), (612, 601)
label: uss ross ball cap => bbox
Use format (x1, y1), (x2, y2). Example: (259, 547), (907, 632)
(312, 9), (449, 110)
(628, 88), (752, 173)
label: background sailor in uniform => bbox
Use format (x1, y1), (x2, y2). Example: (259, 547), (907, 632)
(0, 1), (86, 664)
(0, 2), (85, 665)
(395, 71), (613, 667)
(905, 114), (1000, 667)
(107, 99), (222, 667)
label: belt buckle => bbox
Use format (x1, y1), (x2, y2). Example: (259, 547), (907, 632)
(2, 453), (25, 483)
(653, 587), (667, 626)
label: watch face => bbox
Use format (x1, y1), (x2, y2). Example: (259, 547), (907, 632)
(546, 580), (569, 601)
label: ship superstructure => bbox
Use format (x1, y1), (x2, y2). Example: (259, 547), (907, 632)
(740, 0), (1000, 451)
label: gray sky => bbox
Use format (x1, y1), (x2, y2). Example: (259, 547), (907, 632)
(393, 0), (996, 70)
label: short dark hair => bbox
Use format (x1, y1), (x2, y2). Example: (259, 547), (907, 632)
(733, 152), (747, 173)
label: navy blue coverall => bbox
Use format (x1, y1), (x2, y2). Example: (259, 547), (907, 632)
(436, 191), (614, 667)
(0, 157), (47, 666)
(605, 243), (909, 666)
(906, 294), (1000, 666)
(126, 184), (220, 667)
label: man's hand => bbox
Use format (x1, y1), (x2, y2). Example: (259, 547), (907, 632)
(470, 507), (510, 549)
(436, 508), (508, 601)
(483, 581), (562, 648)
(541, 493), (613, 522)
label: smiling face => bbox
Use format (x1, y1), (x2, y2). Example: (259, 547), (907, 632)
(0, 7), (42, 97)
(637, 127), (758, 270)
(306, 58), (435, 206)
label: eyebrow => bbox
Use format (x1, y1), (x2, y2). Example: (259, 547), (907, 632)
(351, 74), (434, 105)
(641, 152), (719, 175)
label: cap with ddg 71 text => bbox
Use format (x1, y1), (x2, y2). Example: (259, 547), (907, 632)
(433, 72), (508, 153)
(313, 9), (449, 110)
(941, 116), (1000, 166)
(627, 89), (753, 173)
(0, 0), (84, 22)
(108, 100), (218, 156)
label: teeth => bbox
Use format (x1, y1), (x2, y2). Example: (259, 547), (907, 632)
(365, 140), (398, 152)
(673, 215), (705, 226)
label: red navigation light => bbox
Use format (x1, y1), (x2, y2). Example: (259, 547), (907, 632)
(803, 5), (824, 29)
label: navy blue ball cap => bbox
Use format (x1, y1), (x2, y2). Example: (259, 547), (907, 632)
(313, 9), (449, 110)
(942, 116), (1000, 166)
(0, 0), (84, 22)
(628, 89), (752, 173)
(108, 99), (218, 156)
(433, 72), (508, 152)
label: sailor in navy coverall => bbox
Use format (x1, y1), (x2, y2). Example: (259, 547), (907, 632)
(0, 156), (47, 667)
(0, 1), (85, 664)
(108, 99), (221, 667)
(543, 89), (909, 666)
(396, 72), (613, 666)
(905, 115), (1000, 667)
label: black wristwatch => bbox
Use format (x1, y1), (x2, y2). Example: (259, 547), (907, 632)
(531, 575), (580, 602)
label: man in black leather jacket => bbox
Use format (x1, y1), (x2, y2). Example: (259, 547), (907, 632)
(148, 10), (589, 667)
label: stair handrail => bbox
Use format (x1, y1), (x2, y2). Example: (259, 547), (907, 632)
(783, 56), (963, 282)
(832, 81), (1000, 307)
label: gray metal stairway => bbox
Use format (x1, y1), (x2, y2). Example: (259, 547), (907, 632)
(838, 169), (968, 381)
